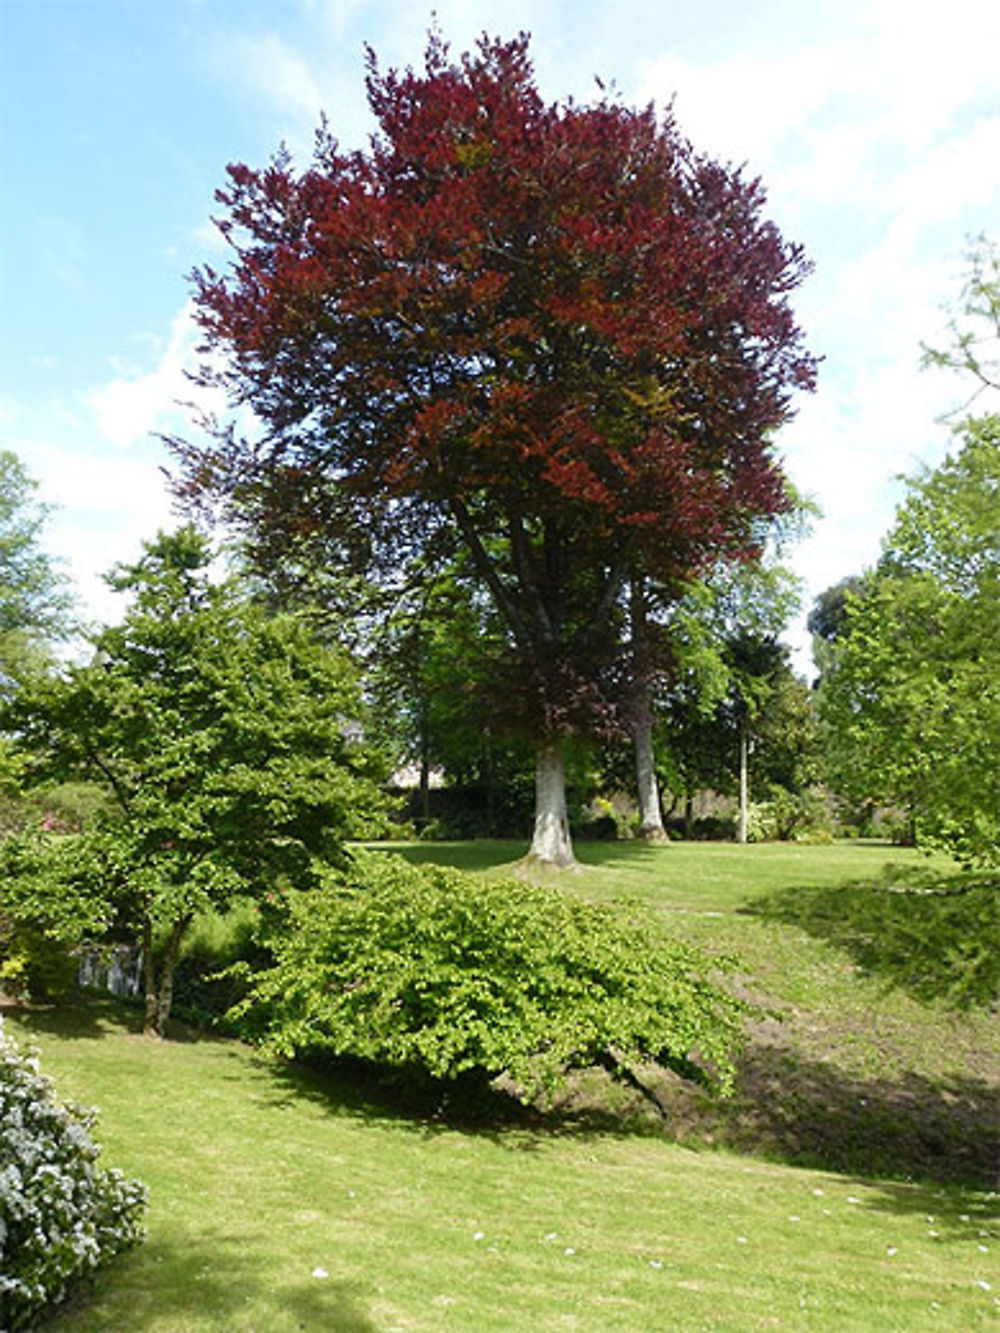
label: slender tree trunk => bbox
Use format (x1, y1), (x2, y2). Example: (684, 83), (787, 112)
(737, 720), (749, 844)
(142, 913), (192, 1038)
(634, 710), (668, 841)
(417, 696), (431, 825)
(526, 735), (577, 868)
(630, 576), (667, 842)
(154, 915), (191, 1036)
(142, 914), (158, 1036)
(684, 792), (694, 841)
(418, 748), (430, 825)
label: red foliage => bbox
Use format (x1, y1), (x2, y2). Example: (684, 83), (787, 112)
(177, 30), (816, 732)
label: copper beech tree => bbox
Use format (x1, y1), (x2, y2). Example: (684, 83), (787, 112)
(174, 32), (816, 867)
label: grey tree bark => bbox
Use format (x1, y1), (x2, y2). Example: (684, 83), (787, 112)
(526, 736), (577, 868)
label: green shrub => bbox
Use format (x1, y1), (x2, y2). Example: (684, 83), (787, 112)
(167, 903), (270, 1031)
(747, 788), (834, 843)
(0, 917), (77, 1001)
(576, 796), (636, 841)
(234, 851), (752, 1104)
(0, 1018), (147, 1329)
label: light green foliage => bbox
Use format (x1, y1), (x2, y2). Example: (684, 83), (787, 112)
(651, 560), (819, 825)
(236, 850), (753, 1100)
(746, 788), (833, 844)
(0, 1017), (146, 1330)
(0, 451), (72, 652)
(819, 422), (1000, 866)
(921, 234), (1000, 409)
(0, 528), (388, 1032)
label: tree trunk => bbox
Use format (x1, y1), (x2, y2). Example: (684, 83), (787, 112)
(142, 913), (192, 1038)
(526, 735), (577, 868)
(630, 576), (667, 842)
(154, 915), (191, 1036)
(418, 748), (430, 825)
(142, 914), (158, 1036)
(417, 696), (431, 825)
(634, 712), (668, 841)
(737, 720), (749, 844)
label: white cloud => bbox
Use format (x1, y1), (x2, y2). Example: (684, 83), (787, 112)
(878, 116), (1000, 225)
(635, 44), (837, 176)
(86, 303), (224, 450)
(226, 31), (328, 133)
(12, 437), (177, 631)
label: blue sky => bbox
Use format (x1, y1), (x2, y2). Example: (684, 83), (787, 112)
(2, 0), (998, 668)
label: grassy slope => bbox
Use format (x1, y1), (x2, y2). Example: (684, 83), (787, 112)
(5, 841), (998, 1331)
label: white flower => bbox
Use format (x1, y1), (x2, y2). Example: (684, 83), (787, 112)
(886, 1247), (898, 1257)
(472, 1231), (485, 1241)
(564, 1247), (575, 1256)
(976, 1281), (992, 1292)
(312, 1267), (329, 1280)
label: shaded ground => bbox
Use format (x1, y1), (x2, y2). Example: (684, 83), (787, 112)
(744, 865), (1000, 1010)
(638, 1029), (998, 1188)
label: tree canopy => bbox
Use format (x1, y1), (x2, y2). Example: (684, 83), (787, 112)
(173, 30), (815, 864)
(819, 418), (999, 866)
(0, 451), (73, 680)
(0, 528), (388, 1034)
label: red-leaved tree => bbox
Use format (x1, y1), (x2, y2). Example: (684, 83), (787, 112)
(173, 31), (816, 866)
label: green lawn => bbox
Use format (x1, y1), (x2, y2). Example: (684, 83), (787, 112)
(4, 840), (998, 1331)
(377, 837), (956, 911)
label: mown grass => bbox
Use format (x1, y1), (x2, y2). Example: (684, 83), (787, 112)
(5, 840), (998, 1330)
(378, 837), (956, 911)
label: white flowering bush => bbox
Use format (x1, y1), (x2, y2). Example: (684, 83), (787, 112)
(0, 1017), (147, 1330)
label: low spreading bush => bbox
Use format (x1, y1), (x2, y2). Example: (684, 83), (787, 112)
(234, 851), (753, 1105)
(0, 1017), (147, 1330)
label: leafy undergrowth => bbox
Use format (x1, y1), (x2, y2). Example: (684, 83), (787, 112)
(2, 998), (998, 1333)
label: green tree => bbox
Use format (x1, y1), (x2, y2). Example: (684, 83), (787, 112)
(0, 528), (387, 1034)
(666, 560), (804, 840)
(0, 450), (73, 686)
(807, 574), (863, 682)
(819, 420), (1000, 866)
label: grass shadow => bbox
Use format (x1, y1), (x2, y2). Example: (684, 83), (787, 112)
(242, 1031), (998, 1191)
(1, 992), (240, 1046)
(657, 1038), (999, 1190)
(373, 837), (676, 878)
(49, 1228), (376, 1332)
(1, 993), (144, 1041)
(743, 866), (1000, 1009)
